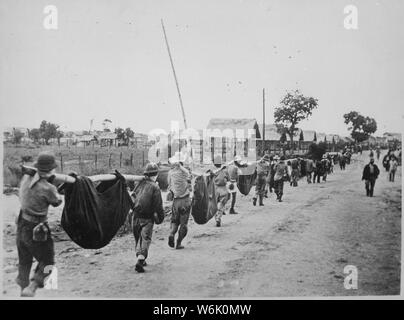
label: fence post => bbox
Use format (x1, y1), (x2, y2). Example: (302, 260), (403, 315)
(95, 154), (97, 170)
(130, 153), (133, 166)
(60, 154), (63, 173)
(142, 150), (145, 167)
(109, 153), (112, 169)
(78, 155), (81, 165)
(200, 139), (203, 164)
(119, 152), (122, 168)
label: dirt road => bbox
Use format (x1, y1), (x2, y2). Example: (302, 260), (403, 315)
(2, 151), (401, 298)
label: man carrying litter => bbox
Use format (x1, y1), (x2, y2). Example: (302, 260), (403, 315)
(132, 162), (165, 273)
(226, 155), (244, 214)
(210, 154), (230, 227)
(167, 152), (192, 249)
(16, 152), (63, 297)
(252, 154), (271, 206)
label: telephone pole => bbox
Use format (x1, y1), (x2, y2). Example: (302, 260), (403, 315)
(161, 19), (188, 129)
(262, 88), (266, 145)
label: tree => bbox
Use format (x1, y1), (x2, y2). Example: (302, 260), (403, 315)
(28, 128), (41, 143)
(102, 119), (112, 132)
(115, 127), (125, 141)
(298, 130), (304, 151)
(274, 90), (318, 152)
(39, 120), (59, 145)
(125, 127), (134, 144)
(56, 130), (64, 146)
(343, 111), (377, 143)
(308, 142), (327, 160)
(13, 129), (24, 144)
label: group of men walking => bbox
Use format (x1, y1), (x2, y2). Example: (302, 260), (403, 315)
(13, 145), (400, 296)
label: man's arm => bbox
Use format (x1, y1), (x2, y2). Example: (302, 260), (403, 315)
(152, 186), (165, 225)
(46, 184), (63, 207)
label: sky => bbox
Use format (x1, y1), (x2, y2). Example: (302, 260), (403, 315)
(0, 0), (403, 136)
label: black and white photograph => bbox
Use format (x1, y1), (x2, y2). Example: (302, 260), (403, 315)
(0, 0), (402, 301)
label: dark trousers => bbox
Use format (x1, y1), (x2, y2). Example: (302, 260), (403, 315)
(365, 178), (376, 196)
(254, 175), (267, 198)
(16, 215), (54, 290)
(133, 217), (154, 260)
(389, 170), (396, 182)
(313, 171), (321, 183)
(230, 192), (236, 209)
(274, 179), (284, 200)
(170, 196), (191, 244)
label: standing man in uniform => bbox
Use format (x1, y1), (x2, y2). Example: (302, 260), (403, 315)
(273, 155), (288, 202)
(132, 162), (165, 273)
(376, 146), (381, 161)
(16, 152), (63, 297)
(290, 157), (300, 187)
(362, 157), (380, 197)
(389, 157), (398, 182)
(211, 155), (230, 227)
(313, 158), (323, 183)
(252, 154), (270, 206)
(167, 152), (192, 249)
(321, 154), (330, 182)
(305, 156), (314, 183)
(227, 155), (244, 214)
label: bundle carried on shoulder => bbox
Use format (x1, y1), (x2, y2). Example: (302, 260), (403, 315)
(237, 163), (257, 196)
(61, 171), (133, 249)
(191, 174), (217, 224)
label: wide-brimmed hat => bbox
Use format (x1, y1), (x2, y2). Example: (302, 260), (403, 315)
(144, 162), (159, 175)
(234, 155), (242, 162)
(34, 152), (57, 172)
(262, 154), (271, 161)
(169, 151), (187, 164)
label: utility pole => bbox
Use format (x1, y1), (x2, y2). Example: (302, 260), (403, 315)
(161, 19), (188, 130)
(262, 88), (266, 150)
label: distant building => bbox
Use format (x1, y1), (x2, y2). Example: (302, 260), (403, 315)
(76, 134), (97, 147)
(206, 118), (261, 162)
(129, 133), (149, 149)
(383, 132), (402, 149)
(98, 132), (118, 147)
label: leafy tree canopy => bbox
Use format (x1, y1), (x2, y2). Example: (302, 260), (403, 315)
(274, 90), (318, 149)
(343, 111), (377, 143)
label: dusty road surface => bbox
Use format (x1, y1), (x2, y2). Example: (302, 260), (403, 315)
(2, 151), (401, 298)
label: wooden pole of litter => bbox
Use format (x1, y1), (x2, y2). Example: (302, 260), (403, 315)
(21, 166), (144, 184)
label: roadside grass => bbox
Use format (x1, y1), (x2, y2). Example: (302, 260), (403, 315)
(3, 144), (148, 188)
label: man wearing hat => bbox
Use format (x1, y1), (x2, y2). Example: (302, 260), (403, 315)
(132, 162), (165, 272)
(252, 154), (270, 206)
(273, 155), (288, 202)
(321, 154), (330, 182)
(226, 155), (244, 214)
(16, 152), (63, 297)
(305, 156), (314, 183)
(362, 156), (380, 197)
(211, 154), (230, 227)
(167, 152), (192, 249)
